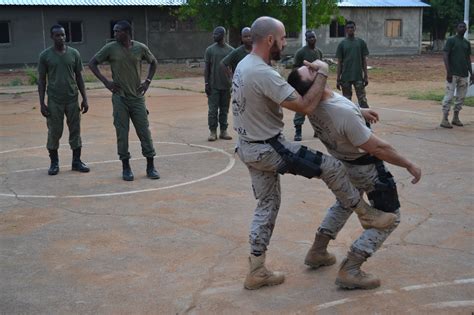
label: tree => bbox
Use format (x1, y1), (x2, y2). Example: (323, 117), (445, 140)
(178, 0), (340, 46)
(422, 0), (473, 51)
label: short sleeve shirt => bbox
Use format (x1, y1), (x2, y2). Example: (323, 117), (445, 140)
(93, 40), (156, 98)
(232, 54), (295, 141)
(221, 45), (249, 73)
(38, 46), (83, 103)
(443, 35), (472, 77)
(204, 43), (234, 90)
(307, 92), (371, 161)
(336, 37), (369, 82)
(293, 46), (323, 68)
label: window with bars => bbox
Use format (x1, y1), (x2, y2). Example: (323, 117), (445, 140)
(329, 20), (345, 38)
(385, 20), (402, 38)
(58, 21), (83, 43)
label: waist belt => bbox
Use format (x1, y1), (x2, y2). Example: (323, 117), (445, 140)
(342, 154), (379, 166)
(246, 133), (281, 144)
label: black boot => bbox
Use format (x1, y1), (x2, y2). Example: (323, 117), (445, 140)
(146, 157), (160, 179)
(122, 159), (134, 181)
(294, 125), (302, 141)
(48, 149), (59, 176)
(71, 148), (90, 173)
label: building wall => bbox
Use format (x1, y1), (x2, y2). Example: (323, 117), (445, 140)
(0, 6), (213, 66)
(313, 8), (423, 56)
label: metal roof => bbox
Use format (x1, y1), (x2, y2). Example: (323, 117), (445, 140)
(338, 0), (429, 7)
(0, 0), (184, 5)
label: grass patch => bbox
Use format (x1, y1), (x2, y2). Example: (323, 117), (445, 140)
(9, 78), (23, 86)
(24, 65), (38, 85)
(83, 73), (99, 83)
(153, 75), (174, 80)
(408, 90), (474, 106)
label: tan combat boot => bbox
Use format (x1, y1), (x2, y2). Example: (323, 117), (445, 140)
(244, 253), (285, 290)
(452, 111), (463, 126)
(440, 112), (453, 128)
(335, 250), (381, 290)
(304, 232), (336, 268)
(207, 130), (217, 141)
(219, 130), (232, 140)
(352, 199), (397, 230)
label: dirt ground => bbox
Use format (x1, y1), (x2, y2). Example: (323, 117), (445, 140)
(0, 55), (473, 314)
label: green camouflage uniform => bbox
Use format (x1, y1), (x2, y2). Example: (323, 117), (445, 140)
(336, 37), (369, 108)
(93, 40), (156, 160)
(38, 46), (83, 150)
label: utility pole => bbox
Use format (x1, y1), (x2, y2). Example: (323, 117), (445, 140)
(465, 0), (470, 40)
(302, 0), (306, 47)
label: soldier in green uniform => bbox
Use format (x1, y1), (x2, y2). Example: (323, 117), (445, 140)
(336, 21), (370, 109)
(221, 27), (252, 76)
(204, 26), (234, 141)
(89, 20), (159, 181)
(292, 30), (323, 141)
(440, 21), (473, 128)
(38, 24), (90, 176)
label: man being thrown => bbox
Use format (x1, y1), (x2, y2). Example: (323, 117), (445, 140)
(287, 62), (421, 289)
(232, 16), (397, 290)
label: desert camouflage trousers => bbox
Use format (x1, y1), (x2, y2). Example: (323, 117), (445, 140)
(318, 162), (400, 256)
(237, 135), (361, 255)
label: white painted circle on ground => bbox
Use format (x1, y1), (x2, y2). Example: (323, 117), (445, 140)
(0, 141), (235, 198)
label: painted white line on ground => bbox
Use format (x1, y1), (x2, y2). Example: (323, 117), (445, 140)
(0, 142), (95, 154)
(314, 278), (474, 311)
(0, 142), (235, 199)
(1, 150), (209, 175)
(421, 300), (474, 309)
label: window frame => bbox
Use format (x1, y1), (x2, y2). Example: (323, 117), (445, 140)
(385, 19), (402, 38)
(58, 20), (84, 44)
(329, 20), (345, 38)
(0, 20), (12, 46)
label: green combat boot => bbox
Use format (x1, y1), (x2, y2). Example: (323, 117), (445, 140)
(294, 125), (302, 141)
(48, 149), (59, 176)
(440, 112), (453, 128)
(208, 130), (217, 141)
(244, 253), (285, 290)
(335, 250), (381, 290)
(304, 232), (336, 268)
(452, 111), (463, 126)
(352, 199), (397, 230)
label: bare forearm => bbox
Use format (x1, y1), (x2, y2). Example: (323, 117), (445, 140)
(204, 63), (211, 84)
(443, 52), (450, 74)
(363, 57), (368, 77)
(38, 79), (46, 105)
(146, 60), (157, 81)
(76, 73), (87, 101)
(299, 74), (327, 114)
(336, 60), (342, 80)
(370, 143), (413, 169)
(88, 60), (108, 85)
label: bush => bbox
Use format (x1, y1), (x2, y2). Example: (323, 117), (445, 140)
(24, 65), (38, 85)
(9, 78), (23, 86)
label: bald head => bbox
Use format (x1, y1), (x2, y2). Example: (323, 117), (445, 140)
(241, 27), (251, 36)
(251, 16), (284, 43)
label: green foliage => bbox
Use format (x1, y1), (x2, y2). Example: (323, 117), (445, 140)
(24, 65), (38, 85)
(9, 78), (23, 86)
(422, 0), (473, 40)
(83, 74), (99, 83)
(408, 89), (474, 107)
(178, 0), (339, 35)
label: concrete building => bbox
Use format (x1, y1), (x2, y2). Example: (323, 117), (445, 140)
(0, 0), (211, 66)
(0, 0), (429, 66)
(308, 0), (430, 56)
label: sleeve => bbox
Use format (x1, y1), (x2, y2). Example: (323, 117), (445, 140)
(362, 40), (369, 56)
(37, 52), (47, 76)
(221, 50), (234, 67)
(93, 44), (110, 64)
(342, 107), (372, 147)
(335, 42), (343, 59)
(74, 50), (84, 73)
(204, 47), (211, 63)
(142, 44), (156, 63)
(443, 38), (453, 53)
(258, 69), (295, 105)
(293, 49), (303, 67)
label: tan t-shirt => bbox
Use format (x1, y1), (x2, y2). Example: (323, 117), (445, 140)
(307, 92), (372, 160)
(232, 54), (295, 141)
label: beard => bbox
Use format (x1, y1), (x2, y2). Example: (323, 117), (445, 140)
(270, 41), (282, 61)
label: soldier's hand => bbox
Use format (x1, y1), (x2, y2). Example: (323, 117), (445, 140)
(205, 84), (211, 97)
(336, 80), (342, 91)
(361, 109), (379, 124)
(105, 80), (120, 93)
(304, 60), (329, 76)
(364, 76), (369, 87)
(137, 80), (151, 96)
(40, 103), (50, 117)
(446, 74), (453, 83)
(407, 163), (421, 184)
(81, 100), (89, 114)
